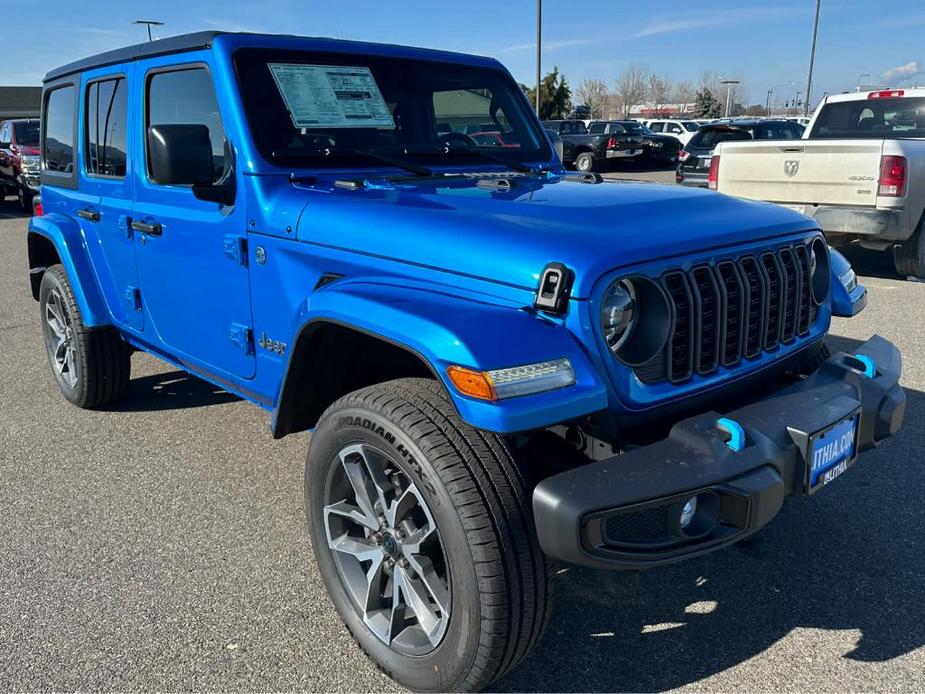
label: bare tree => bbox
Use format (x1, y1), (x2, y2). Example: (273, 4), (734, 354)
(575, 78), (611, 120)
(614, 63), (649, 119)
(648, 73), (671, 117)
(673, 80), (697, 114)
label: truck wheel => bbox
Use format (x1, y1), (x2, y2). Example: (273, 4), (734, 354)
(574, 151), (596, 172)
(893, 222), (925, 279)
(39, 265), (131, 408)
(306, 378), (550, 692)
(17, 187), (30, 212)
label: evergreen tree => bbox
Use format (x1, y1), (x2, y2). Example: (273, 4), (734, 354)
(693, 88), (724, 118)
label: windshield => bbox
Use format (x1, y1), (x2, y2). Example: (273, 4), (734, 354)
(810, 97), (925, 139)
(233, 48), (551, 169)
(618, 122), (644, 134)
(14, 121), (39, 146)
(689, 128), (752, 148)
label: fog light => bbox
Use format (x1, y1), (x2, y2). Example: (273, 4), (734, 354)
(680, 496), (698, 529)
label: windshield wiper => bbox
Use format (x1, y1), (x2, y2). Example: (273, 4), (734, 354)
(440, 145), (535, 174)
(269, 147), (434, 177)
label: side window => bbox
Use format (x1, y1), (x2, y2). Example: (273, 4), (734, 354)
(649, 122), (664, 132)
(43, 84), (76, 175)
(86, 77), (128, 177)
(588, 122), (605, 134)
(667, 123), (683, 134)
(146, 67), (226, 184)
(0, 123), (9, 146)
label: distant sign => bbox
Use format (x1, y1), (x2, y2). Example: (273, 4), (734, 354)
(268, 63), (395, 129)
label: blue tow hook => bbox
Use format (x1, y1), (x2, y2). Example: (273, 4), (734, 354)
(854, 354), (876, 378)
(716, 417), (746, 452)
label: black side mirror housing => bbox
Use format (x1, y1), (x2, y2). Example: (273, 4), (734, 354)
(146, 124), (235, 205)
(147, 124), (213, 185)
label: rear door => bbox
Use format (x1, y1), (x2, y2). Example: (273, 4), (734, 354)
(132, 60), (255, 379)
(79, 66), (143, 331)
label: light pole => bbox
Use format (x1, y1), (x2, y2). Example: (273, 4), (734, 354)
(721, 79), (740, 118)
(133, 19), (164, 42)
(856, 72), (871, 91)
(535, 0), (542, 116)
(804, 0), (821, 117)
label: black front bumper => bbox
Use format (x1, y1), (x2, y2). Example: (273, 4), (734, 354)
(533, 336), (905, 570)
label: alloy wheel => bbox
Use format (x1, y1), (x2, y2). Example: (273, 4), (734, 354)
(44, 288), (78, 388)
(323, 442), (451, 655)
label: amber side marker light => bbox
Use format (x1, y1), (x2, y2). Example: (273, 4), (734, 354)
(447, 358), (576, 401)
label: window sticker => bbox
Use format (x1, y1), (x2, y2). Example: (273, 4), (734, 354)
(268, 63), (395, 129)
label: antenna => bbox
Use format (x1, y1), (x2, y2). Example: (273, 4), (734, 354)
(133, 20), (164, 42)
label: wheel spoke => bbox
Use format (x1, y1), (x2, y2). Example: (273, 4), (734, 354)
(45, 304), (65, 339)
(323, 499), (379, 532)
(404, 552), (450, 616)
(339, 444), (394, 522)
(328, 532), (382, 563)
(397, 566), (444, 645)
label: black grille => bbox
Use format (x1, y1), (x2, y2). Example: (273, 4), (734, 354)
(649, 242), (817, 385)
(604, 506), (672, 546)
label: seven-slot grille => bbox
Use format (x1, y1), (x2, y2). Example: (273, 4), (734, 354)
(640, 242), (818, 385)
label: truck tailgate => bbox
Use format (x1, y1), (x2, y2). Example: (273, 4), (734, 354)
(716, 140), (884, 206)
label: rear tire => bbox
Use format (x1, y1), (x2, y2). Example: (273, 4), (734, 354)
(38, 264), (131, 408)
(305, 378), (551, 692)
(574, 151), (596, 173)
(893, 219), (925, 278)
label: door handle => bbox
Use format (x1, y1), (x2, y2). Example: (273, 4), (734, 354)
(131, 220), (162, 236)
(77, 209), (100, 222)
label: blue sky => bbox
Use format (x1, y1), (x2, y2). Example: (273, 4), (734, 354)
(19, 0), (925, 107)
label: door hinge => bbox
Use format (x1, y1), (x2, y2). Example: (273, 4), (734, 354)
(229, 323), (254, 354)
(124, 286), (142, 311)
(223, 234), (248, 266)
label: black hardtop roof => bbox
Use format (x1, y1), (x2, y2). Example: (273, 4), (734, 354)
(45, 31), (223, 82)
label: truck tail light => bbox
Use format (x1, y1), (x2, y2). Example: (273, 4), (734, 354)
(606, 136), (618, 149)
(678, 149), (689, 162)
(868, 90), (904, 100)
(32, 196), (43, 216)
(878, 155), (907, 197)
(707, 155), (720, 190)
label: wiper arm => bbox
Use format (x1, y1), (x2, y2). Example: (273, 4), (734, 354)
(269, 146), (434, 177)
(441, 145), (535, 174)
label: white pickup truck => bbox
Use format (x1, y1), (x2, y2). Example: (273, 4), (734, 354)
(712, 89), (925, 277)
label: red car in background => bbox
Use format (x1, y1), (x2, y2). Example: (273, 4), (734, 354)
(469, 131), (520, 148)
(0, 118), (40, 211)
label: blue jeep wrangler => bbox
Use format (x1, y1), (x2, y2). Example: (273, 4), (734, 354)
(29, 32), (904, 692)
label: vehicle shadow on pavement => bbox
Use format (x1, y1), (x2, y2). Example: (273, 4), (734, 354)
(495, 336), (924, 692)
(840, 244), (904, 281)
(107, 370), (240, 412)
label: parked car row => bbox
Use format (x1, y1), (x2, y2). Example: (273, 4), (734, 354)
(542, 119), (684, 171)
(0, 118), (40, 211)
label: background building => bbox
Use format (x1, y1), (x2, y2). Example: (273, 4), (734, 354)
(0, 87), (41, 120)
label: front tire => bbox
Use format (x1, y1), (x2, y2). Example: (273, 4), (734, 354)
(306, 378), (550, 692)
(39, 265), (131, 408)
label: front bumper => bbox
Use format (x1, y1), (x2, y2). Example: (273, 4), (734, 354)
(533, 335), (905, 570)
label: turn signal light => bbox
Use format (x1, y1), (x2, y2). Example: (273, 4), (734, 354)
(447, 366), (496, 401)
(707, 155), (720, 190)
(878, 155), (907, 197)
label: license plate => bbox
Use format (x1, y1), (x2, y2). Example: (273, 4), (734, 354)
(697, 157), (712, 169)
(806, 414), (860, 493)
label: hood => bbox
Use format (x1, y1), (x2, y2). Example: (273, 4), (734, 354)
(293, 174), (816, 298)
(14, 145), (39, 156)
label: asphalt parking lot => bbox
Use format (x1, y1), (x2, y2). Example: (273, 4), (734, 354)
(1, 198), (924, 692)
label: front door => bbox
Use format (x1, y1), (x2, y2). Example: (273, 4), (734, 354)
(132, 62), (254, 379)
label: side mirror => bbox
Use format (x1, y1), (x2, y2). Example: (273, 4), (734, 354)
(146, 124), (235, 205)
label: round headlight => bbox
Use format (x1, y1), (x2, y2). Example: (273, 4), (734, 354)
(809, 237), (830, 305)
(600, 276), (671, 366)
(601, 280), (636, 351)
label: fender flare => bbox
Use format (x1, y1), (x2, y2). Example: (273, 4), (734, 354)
(28, 213), (110, 327)
(272, 280), (607, 436)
